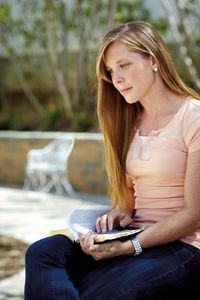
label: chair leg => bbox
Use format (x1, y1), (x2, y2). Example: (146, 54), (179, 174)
(25, 170), (75, 196)
(53, 173), (64, 195)
(40, 177), (54, 193)
(24, 171), (38, 191)
(60, 175), (75, 195)
(38, 172), (48, 191)
(31, 171), (41, 191)
(24, 172), (31, 190)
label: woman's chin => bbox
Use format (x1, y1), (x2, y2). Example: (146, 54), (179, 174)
(124, 96), (139, 104)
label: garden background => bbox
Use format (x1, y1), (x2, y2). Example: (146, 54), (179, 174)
(0, 0), (200, 134)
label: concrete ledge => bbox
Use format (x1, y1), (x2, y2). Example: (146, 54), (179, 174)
(0, 131), (108, 195)
(0, 131), (103, 140)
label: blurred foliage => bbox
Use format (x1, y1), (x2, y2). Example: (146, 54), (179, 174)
(0, 0), (199, 132)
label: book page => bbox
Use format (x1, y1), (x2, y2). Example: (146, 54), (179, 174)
(67, 205), (111, 232)
(67, 205), (145, 243)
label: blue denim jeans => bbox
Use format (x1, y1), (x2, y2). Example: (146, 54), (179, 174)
(25, 235), (200, 300)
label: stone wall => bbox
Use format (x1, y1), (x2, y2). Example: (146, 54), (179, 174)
(0, 131), (108, 195)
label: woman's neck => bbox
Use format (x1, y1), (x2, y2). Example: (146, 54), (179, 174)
(137, 87), (188, 135)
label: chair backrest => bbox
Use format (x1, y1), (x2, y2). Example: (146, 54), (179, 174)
(46, 136), (74, 152)
(45, 137), (75, 163)
(26, 135), (75, 171)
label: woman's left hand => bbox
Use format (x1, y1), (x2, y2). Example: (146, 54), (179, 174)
(78, 231), (132, 260)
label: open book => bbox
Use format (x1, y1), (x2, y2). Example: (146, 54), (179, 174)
(50, 205), (144, 243)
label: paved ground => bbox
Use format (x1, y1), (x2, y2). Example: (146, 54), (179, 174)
(0, 187), (108, 300)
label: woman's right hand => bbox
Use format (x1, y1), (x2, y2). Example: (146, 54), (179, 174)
(95, 208), (133, 233)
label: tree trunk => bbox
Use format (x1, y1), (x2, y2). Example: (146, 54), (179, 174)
(175, 0), (200, 74)
(75, 0), (100, 107)
(46, 1), (72, 112)
(11, 56), (46, 116)
(160, 0), (200, 89)
(105, 0), (119, 32)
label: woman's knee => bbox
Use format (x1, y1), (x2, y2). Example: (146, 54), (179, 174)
(25, 235), (72, 265)
(25, 237), (51, 264)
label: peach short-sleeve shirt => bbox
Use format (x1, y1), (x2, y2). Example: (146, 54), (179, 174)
(126, 98), (200, 249)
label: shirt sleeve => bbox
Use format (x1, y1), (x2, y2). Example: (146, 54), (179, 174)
(183, 101), (200, 153)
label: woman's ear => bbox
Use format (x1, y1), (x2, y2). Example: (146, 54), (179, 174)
(150, 55), (158, 72)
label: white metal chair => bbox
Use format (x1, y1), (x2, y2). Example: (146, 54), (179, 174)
(24, 135), (75, 195)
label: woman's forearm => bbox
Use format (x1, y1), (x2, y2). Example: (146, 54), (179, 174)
(137, 208), (200, 249)
(120, 208), (200, 256)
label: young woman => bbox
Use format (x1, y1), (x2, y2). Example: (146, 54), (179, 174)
(25, 21), (200, 300)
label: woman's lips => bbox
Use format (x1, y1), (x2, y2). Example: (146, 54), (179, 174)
(121, 87), (132, 93)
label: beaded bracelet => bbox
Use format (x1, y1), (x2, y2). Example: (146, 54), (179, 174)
(130, 236), (142, 256)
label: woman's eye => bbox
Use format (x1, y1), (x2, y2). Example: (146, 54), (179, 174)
(120, 63), (129, 69)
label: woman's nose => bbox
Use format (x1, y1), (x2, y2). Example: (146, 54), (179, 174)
(112, 71), (124, 84)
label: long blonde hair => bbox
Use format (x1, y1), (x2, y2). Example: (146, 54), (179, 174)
(96, 21), (200, 212)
